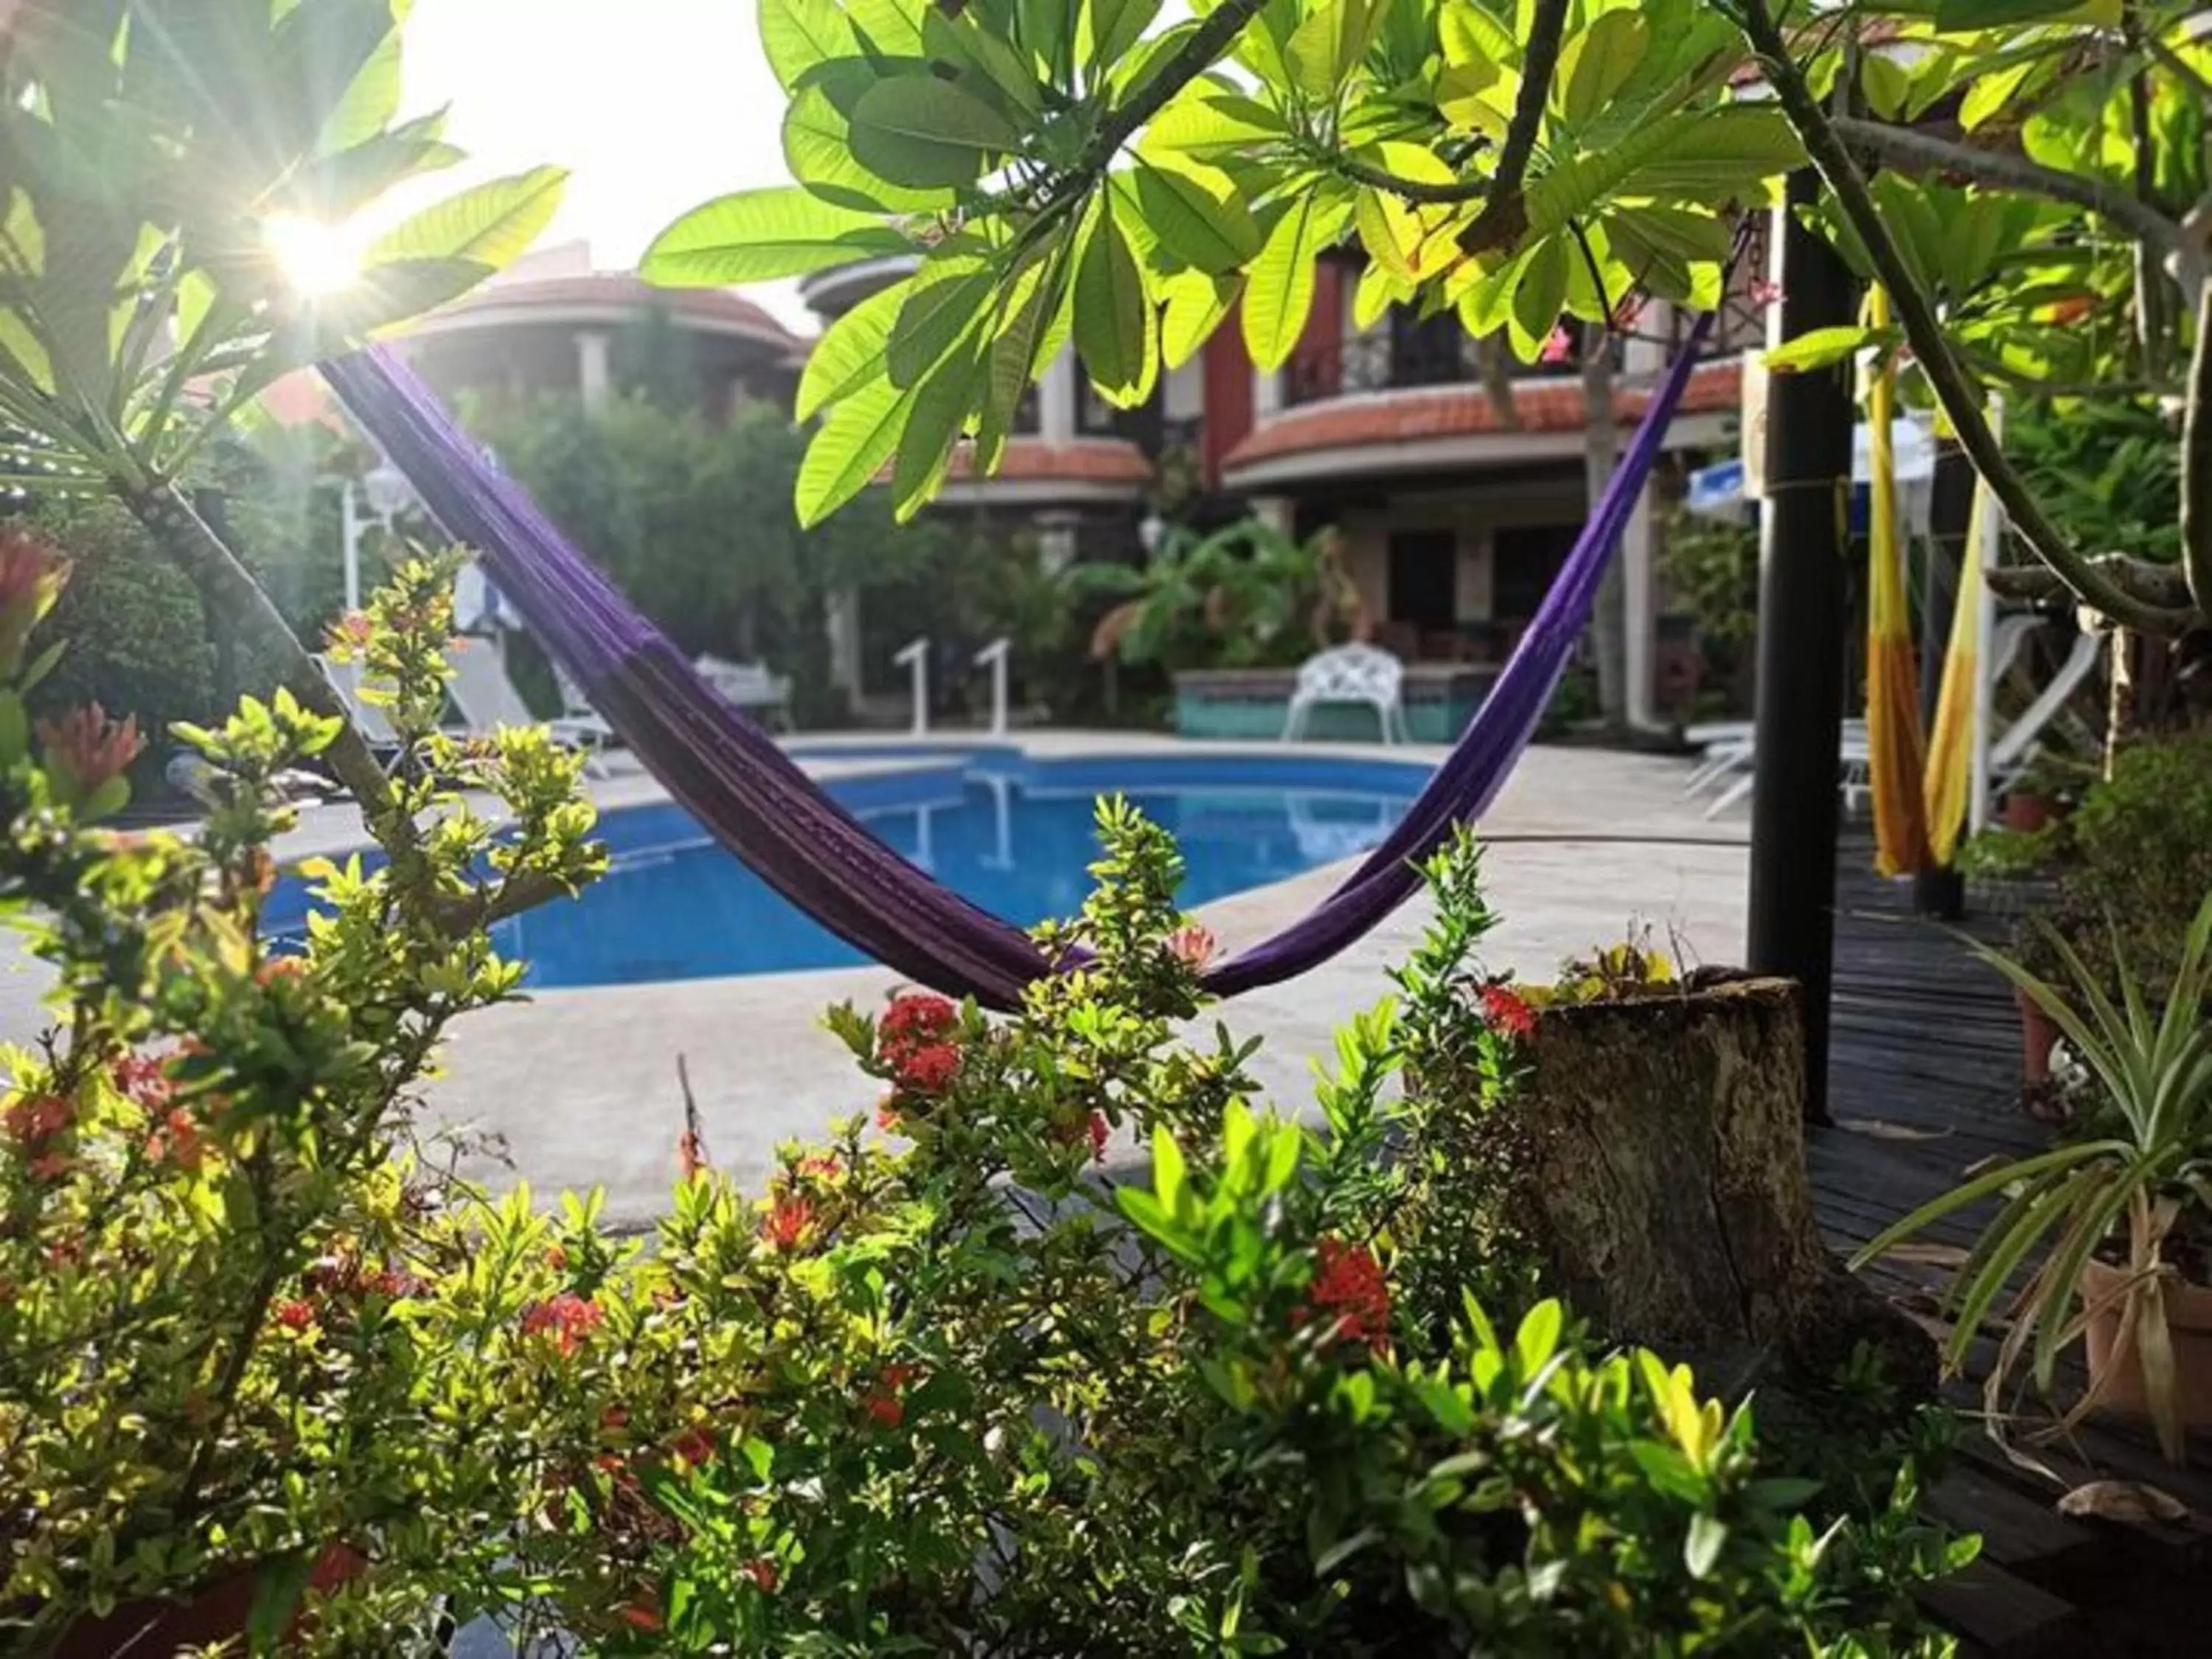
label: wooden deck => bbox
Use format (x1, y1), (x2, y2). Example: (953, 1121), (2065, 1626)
(1814, 836), (2211, 1656)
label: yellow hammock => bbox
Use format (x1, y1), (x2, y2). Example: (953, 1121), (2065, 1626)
(1865, 285), (1931, 877)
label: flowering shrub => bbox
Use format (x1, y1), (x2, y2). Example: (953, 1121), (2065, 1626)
(451, 815), (1969, 1656)
(0, 540), (608, 1648)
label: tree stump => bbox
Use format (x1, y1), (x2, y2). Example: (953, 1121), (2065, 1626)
(1503, 973), (1932, 1395)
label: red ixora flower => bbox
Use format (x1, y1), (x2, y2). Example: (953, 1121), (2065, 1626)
(742, 1557), (778, 1593)
(6, 1093), (71, 1148)
(861, 1361), (920, 1429)
(1295, 1237), (1392, 1354)
(330, 611), (374, 650)
(1479, 983), (1537, 1041)
(880, 991), (957, 1050)
(145, 1107), (205, 1172)
(521, 1291), (604, 1357)
(273, 1299), (317, 1332)
(761, 1193), (814, 1252)
(799, 1151), (841, 1181)
(893, 1040), (960, 1093)
(36, 703), (142, 801)
(1088, 1110), (1110, 1162)
(109, 1054), (172, 1110)
(1166, 923), (1217, 971)
(666, 1425), (716, 1468)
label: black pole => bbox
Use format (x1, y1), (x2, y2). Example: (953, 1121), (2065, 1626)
(1912, 447), (1974, 919)
(1747, 173), (1859, 1127)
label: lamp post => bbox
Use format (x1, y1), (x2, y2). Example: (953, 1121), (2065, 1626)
(341, 462), (412, 613)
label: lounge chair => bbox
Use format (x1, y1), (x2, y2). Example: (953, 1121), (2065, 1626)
(694, 654), (794, 731)
(445, 641), (613, 772)
(1281, 644), (1408, 745)
(315, 653), (403, 751)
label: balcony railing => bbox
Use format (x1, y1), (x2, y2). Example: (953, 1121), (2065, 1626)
(1284, 319), (1603, 408)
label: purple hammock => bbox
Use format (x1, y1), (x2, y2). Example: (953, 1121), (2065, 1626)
(321, 306), (1714, 1009)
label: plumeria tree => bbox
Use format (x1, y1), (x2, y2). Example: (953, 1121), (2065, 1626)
(0, 1), (566, 910)
(647, 0), (2212, 670)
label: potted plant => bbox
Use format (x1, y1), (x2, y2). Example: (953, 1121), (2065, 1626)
(1854, 888), (2212, 1462)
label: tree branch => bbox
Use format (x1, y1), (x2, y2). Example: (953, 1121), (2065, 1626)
(1741, 0), (2199, 635)
(1458, 0), (1570, 256)
(1073, 0), (1269, 177)
(1337, 155), (1488, 204)
(2181, 278), (2212, 616)
(1829, 116), (2185, 261)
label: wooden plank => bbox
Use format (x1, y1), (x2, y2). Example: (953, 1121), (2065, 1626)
(1916, 1558), (2082, 1658)
(1923, 1464), (2103, 1579)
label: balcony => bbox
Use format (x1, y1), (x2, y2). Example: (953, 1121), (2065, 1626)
(1224, 312), (1742, 494)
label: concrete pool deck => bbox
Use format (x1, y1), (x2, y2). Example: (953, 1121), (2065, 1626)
(0, 734), (1750, 1225)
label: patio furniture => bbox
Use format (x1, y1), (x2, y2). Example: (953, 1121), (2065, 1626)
(444, 641), (614, 773)
(314, 653), (403, 751)
(694, 653), (794, 731)
(1281, 643), (1408, 745)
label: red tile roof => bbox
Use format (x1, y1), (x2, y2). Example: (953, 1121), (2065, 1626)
(431, 274), (796, 346)
(942, 435), (1153, 486)
(1222, 359), (1742, 470)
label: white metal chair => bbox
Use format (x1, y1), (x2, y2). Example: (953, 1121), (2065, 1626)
(1281, 644), (1408, 745)
(694, 653), (795, 731)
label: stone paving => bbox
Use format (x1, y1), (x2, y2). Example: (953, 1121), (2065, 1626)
(0, 734), (1749, 1226)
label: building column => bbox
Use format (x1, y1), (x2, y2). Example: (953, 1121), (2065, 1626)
(1621, 303), (1673, 731)
(577, 329), (613, 411)
(1253, 364), (1285, 420)
(826, 587), (863, 704)
(1040, 348), (1077, 444)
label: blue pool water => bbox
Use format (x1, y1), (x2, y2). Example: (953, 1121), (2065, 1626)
(263, 750), (1429, 987)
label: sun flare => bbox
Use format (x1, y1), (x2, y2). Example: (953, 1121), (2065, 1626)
(262, 215), (363, 297)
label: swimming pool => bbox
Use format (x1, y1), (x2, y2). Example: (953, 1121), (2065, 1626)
(264, 749), (1430, 987)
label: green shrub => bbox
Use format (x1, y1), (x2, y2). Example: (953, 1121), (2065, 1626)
(2012, 730), (2212, 996)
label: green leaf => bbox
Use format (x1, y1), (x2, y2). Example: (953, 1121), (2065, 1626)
(796, 372), (909, 527)
(1761, 324), (1893, 375)
(1557, 10), (1649, 127)
(1510, 235), (1570, 357)
(760, 0), (858, 89)
(1074, 196), (1152, 403)
(643, 187), (905, 287)
(366, 166), (567, 271)
(1161, 269), (1237, 368)
(1933, 0), (2096, 30)
(1513, 1298), (1563, 1373)
(1284, 0), (1381, 99)
(1860, 54), (1910, 122)
(925, 13), (1043, 119)
(1132, 164), (1259, 276)
(891, 339), (983, 517)
(797, 282), (906, 422)
(1243, 191), (1328, 372)
(1085, 0), (1162, 73)
(783, 83), (955, 215)
(849, 74), (1021, 190)
(888, 260), (996, 389)
(1684, 1512), (1729, 1579)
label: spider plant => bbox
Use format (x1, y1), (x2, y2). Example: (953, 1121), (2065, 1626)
(1854, 887), (2212, 1462)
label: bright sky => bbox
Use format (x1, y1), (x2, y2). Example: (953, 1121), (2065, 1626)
(400, 0), (810, 327)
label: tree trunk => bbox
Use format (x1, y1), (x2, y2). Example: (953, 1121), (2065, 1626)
(1583, 325), (1627, 726)
(192, 487), (241, 714)
(1498, 974), (1933, 1394)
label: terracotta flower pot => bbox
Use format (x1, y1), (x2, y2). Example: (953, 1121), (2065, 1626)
(2080, 1256), (2212, 1431)
(2017, 986), (2059, 1085)
(52, 1543), (361, 1658)
(2003, 791), (2058, 834)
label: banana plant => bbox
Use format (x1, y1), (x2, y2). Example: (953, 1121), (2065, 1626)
(0, 1), (565, 885)
(1077, 518), (1368, 674)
